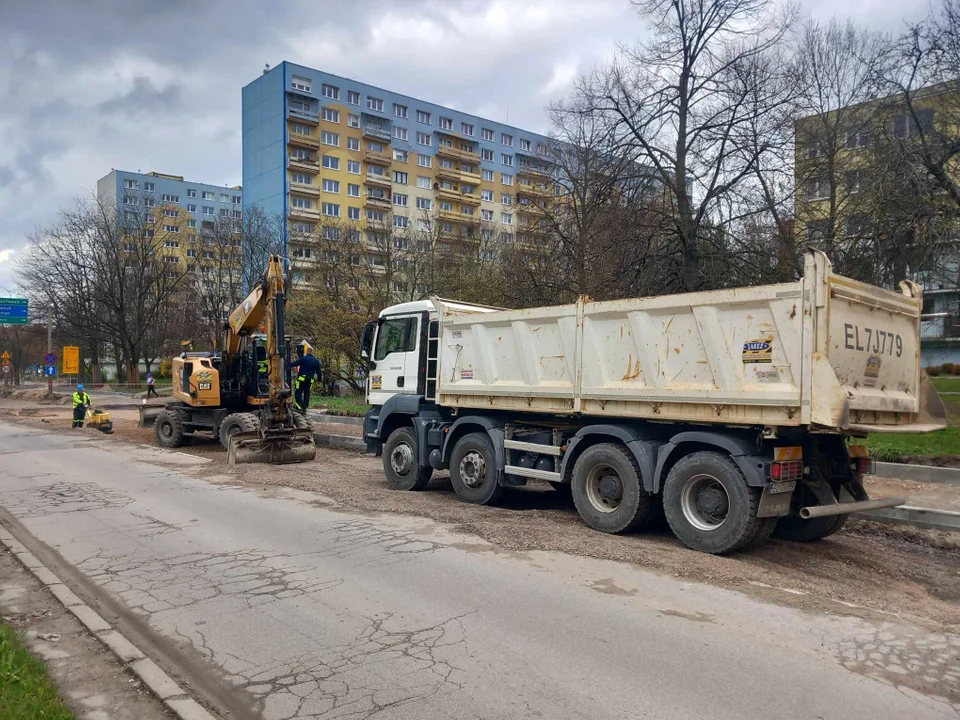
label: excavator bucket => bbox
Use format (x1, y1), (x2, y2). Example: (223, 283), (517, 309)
(228, 427), (316, 465)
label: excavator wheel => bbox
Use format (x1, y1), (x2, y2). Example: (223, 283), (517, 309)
(219, 412), (260, 449)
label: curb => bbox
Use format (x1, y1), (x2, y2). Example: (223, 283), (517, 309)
(308, 412), (365, 427)
(875, 461), (960, 486)
(313, 432), (366, 450)
(0, 525), (217, 720)
(856, 505), (960, 532)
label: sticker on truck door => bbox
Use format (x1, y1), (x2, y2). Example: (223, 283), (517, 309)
(742, 336), (774, 363)
(371, 375), (382, 390)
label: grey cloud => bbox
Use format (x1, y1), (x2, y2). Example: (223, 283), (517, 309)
(97, 77), (183, 115)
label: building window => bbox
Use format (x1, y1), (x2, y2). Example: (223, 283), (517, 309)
(417, 110), (431, 125)
(439, 201), (453, 211)
(220, 193), (229, 202)
(164, 255), (180, 264)
(321, 107), (340, 123)
(144, 198), (155, 208)
(501, 173), (514, 186)
(345, 137), (359, 151)
(184, 203), (196, 212)
(481, 148), (494, 162)
(439, 158), (455, 169)
(123, 195), (136, 205)
(417, 176), (431, 189)
(462, 206), (475, 216)
(322, 179), (340, 193)
(123, 178), (139, 190)
(482, 169), (494, 182)
(233, 195), (241, 204)
(347, 160), (361, 174)
(147, 213), (155, 222)
(162, 194), (180, 203)
(367, 210), (385, 222)
(220, 208), (230, 217)
(845, 217), (864, 237)
(481, 189), (494, 201)
(416, 132), (431, 146)
(348, 114), (360, 128)
(844, 171), (861, 194)
(368, 140), (385, 153)
(292, 222), (312, 233)
(845, 126), (872, 149)
(347, 90), (360, 105)
(233, 209), (242, 219)
(163, 208), (180, 217)
(164, 239), (180, 248)
(162, 224), (180, 233)
(202, 191), (214, 200)
(393, 103), (408, 118)
(290, 123), (310, 136)
(292, 76), (312, 93)
(292, 197), (312, 209)
(482, 128), (494, 142)
(320, 83), (338, 99)
(322, 131), (339, 146)
(186, 249), (196, 258)
(501, 133), (513, 146)
(391, 149), (407, 163)
(202, 206), (214, 215)
(322, 202), (340, 216)
(501, 193), (513, 205)
(393, 126), (408, 142)
(348, 206), (361, 220)
(188, 219), (197, 228)
(393, 215), (409, 229)
(346, 183), (359, 197)
(143, 182), (155, 192)
(501, 212), (513, 225)
(322, 155), (340, 170)
(805, 178), (830, 201)
(394, 193), (408, 207)
(440, 117), (453, 130)
(417, 197), (432, 210)
(482, 209), (494, 221)
(367, 96), (384, 112)
(393, 171), (408, 184)
(186, 188), (198, 198)
(501, 154), (514, 166)
(417, 155), (432, 169)
(368, 165), (385, 176)
(520, 139), (531, 151)
(461, 122), (474, 136)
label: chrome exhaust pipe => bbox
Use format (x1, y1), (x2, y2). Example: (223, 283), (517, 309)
(800, 496), (906, 519)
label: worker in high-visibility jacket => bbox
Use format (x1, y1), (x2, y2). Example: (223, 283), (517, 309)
(72, 385), (91, 429)
(289, 341), (322, 413)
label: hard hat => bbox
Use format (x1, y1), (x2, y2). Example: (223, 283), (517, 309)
(299, 339), (314, 355)
(77, 384), (84, 391)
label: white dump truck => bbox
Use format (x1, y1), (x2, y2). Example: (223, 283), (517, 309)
(360, 251), (946, 553)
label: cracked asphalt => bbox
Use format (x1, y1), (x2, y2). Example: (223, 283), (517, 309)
(1, 420), (958, 720)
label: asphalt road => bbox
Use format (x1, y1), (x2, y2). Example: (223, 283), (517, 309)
(1, 421), (958, 720)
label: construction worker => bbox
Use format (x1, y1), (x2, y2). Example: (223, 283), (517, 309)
(289, 341), (322, 413)
(72, 384), (91, 429)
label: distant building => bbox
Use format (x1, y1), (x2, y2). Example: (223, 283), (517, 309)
(241, 62), (560, 284)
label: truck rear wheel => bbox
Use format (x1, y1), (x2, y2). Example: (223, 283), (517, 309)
(773, 515), (847, 542)
(383, 427), (432, 491)
(571, 444), (653, 534)
(450, 432), (502, 505)
(219, 413), (260, 449)
(663, 451), (774, 554)
(155, 409), (185, 448)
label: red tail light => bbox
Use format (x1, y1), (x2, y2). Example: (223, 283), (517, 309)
(771, 459), (803, 482)
(854, 457), (876, 475)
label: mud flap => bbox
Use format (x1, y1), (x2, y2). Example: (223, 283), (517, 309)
(228, 428), (317, 465)
(757, 482), (794, 518)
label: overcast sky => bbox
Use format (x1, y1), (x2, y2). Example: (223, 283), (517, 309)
(0, 0), (928, 294)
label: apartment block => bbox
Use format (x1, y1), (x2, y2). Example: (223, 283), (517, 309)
(242, 62), (559, 277)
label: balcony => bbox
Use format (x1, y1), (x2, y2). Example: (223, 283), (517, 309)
(288, 156), (320, 174)
(438, 209), (479, 224)
(436, 166), (461, 183)
(363, 126), (392, 142)
(516, 202), (546, 216)
(439, 228), (481, 244)
(287, 107), (319, 126)
(437, 144), (480, 164)
(364, 149), (392, 166)
(288, 132), (320, 150)
(288, 205), (320, 221)
(436, 186), (461, 203)
(518, 164), (554, 181)
(364, 173), (392, 189)
(459, 168), (482, 184)
(365, 195), (392, 210)
(459, 191), (481, 207)
(289, 181), (319, 197)
(517, 182), (553, 198)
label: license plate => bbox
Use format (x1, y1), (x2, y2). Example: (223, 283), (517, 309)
(768, 481), (796, 494)
(198, 382), (212, 391)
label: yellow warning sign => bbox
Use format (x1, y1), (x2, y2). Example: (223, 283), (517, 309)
(1, 351), (9, 366)
(63, 346), (80, 374)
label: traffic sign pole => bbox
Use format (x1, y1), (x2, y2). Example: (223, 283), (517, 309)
(46, 309), (52, 398)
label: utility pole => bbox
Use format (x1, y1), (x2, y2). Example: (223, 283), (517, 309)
(47, 308), (52, 399)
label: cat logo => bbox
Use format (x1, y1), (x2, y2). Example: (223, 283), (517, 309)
(742, 335), (774, 364)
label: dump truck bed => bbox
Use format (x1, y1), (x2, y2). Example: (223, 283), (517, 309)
(435, 251), (944, 433)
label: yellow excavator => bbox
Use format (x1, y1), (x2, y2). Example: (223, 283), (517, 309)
(151, 255), (316, 464)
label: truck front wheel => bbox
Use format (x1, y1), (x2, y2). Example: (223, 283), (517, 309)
(383, 427), (432, 491)
(450, 432), (503, 505)
(571, 444), (653, 534)
(662, 452), (775, 554)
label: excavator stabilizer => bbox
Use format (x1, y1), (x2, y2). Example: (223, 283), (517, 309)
(228, 428), (317, 465)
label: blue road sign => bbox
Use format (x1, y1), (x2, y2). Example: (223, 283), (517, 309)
(45, 353), (56, 365)
(0, 298), (28, 325)
(45, 365), (57, 377)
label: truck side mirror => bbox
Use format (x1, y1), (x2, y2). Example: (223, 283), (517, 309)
(360, 320), (376, 360)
